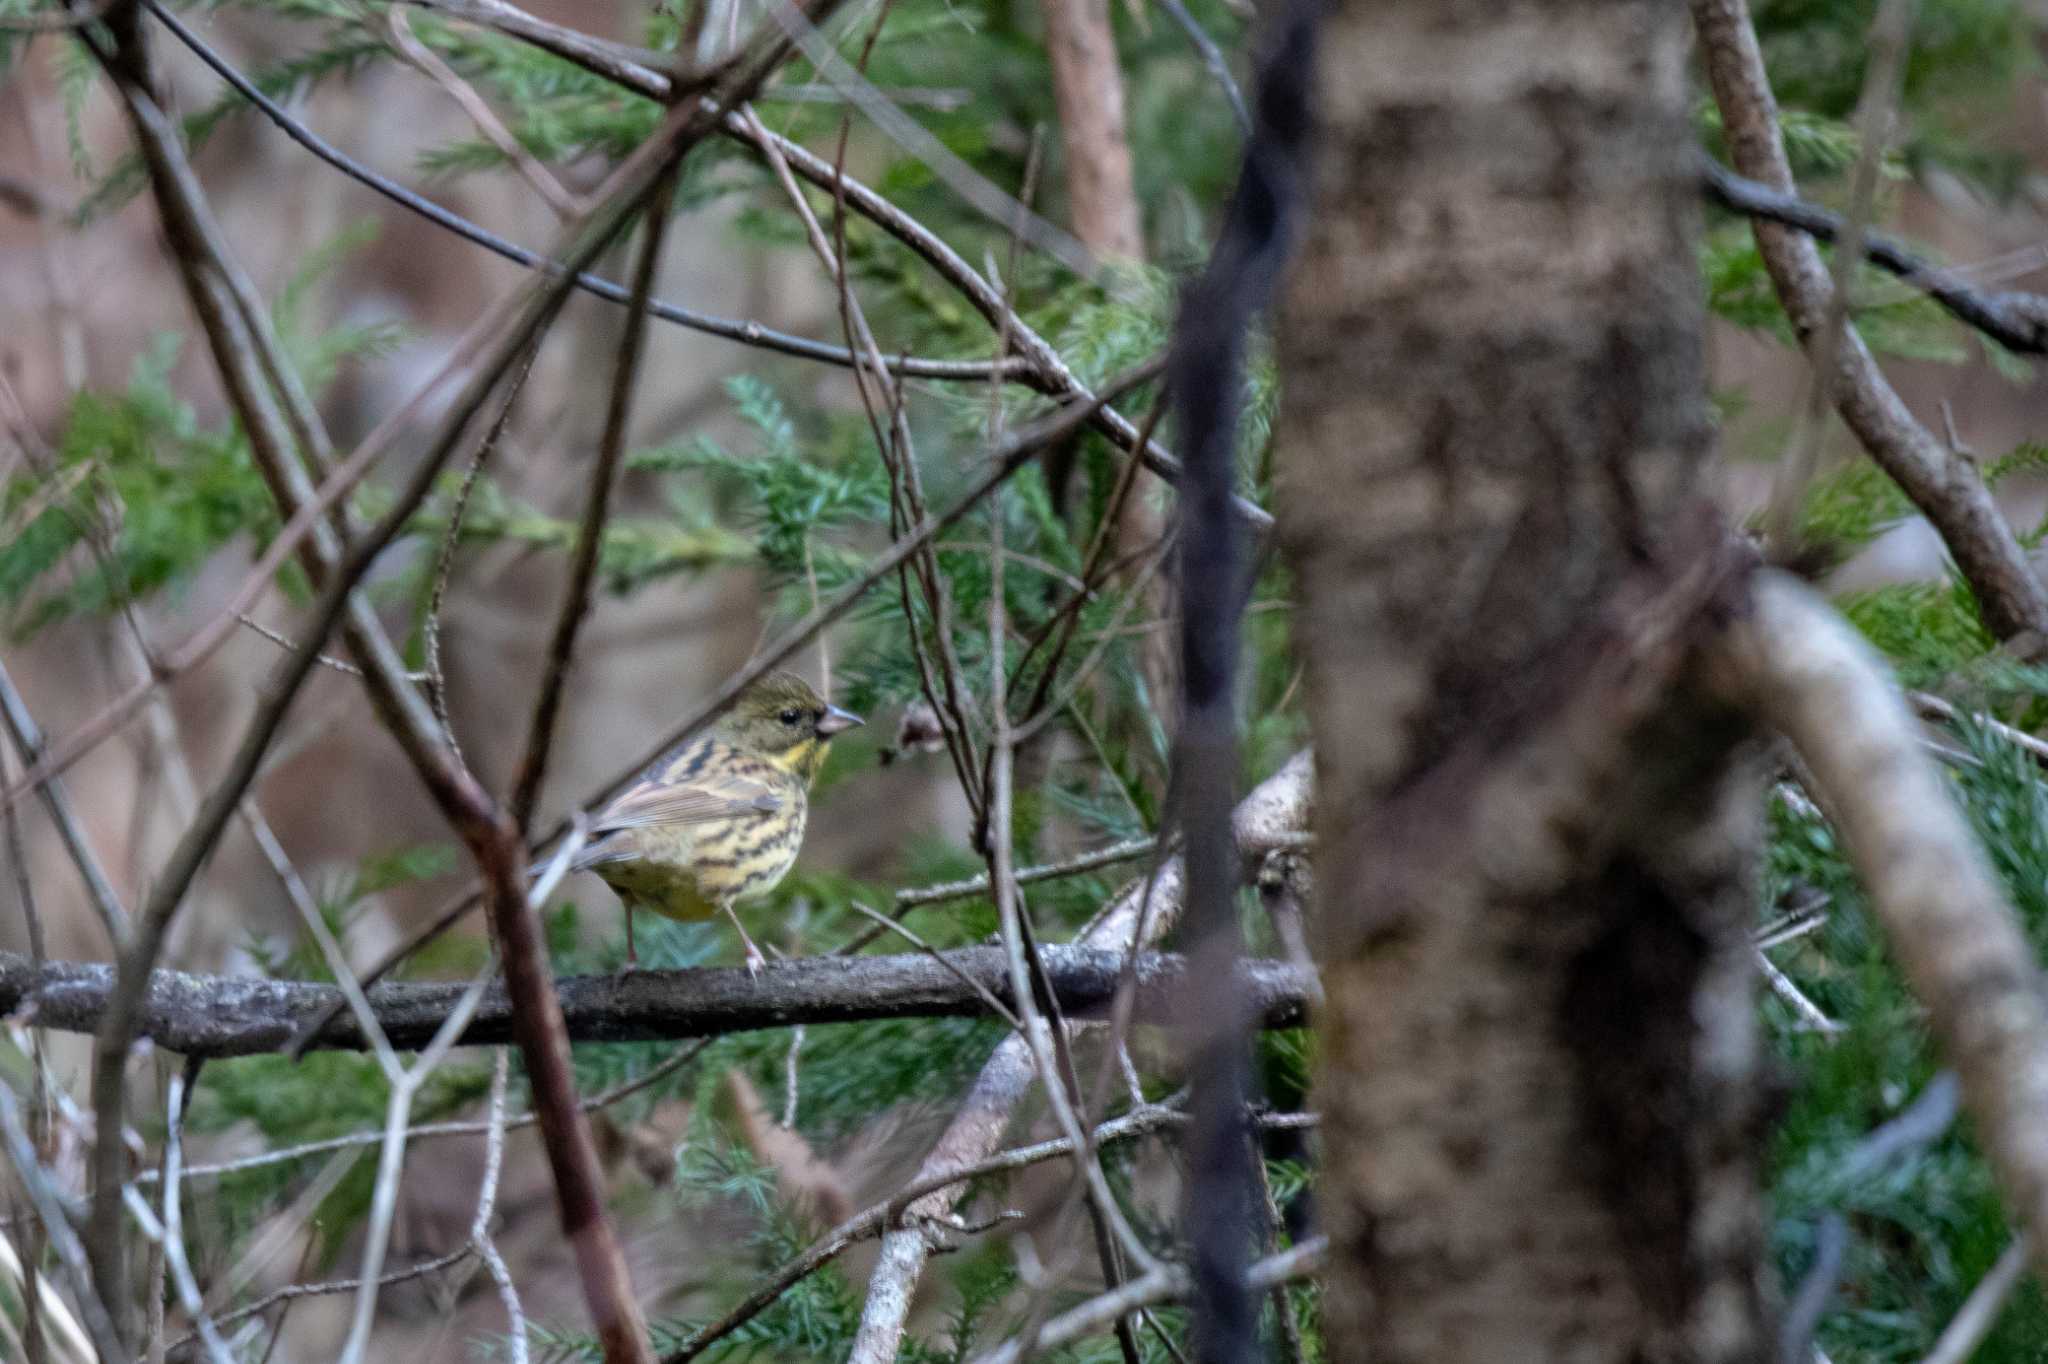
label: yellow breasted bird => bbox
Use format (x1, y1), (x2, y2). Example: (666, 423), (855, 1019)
(573, 672), (861, 973)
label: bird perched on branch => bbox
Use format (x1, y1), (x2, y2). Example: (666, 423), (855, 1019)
(570, 672), (861, 973)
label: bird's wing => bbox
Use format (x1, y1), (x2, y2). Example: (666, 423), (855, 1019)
(589, 768), (784, 833)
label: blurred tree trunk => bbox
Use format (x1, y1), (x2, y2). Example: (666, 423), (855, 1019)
(1040, 0), (1178, 715)
(1275, 2), (1772, 1359)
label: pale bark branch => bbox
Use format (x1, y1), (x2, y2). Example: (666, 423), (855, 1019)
(1719, 570), (2048, 1290)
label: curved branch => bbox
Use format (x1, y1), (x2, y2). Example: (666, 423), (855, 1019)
(1690, 0), (2048, 642)
(0, 947), (1310, 1057)
(1718, 570), (2048, 1289)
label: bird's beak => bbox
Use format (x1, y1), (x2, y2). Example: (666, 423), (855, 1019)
(817, 704), (864, 737)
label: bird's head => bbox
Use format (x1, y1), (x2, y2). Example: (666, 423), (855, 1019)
(714, 671), (863, 781)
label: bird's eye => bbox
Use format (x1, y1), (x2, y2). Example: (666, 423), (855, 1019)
(778, 708), (803, 726)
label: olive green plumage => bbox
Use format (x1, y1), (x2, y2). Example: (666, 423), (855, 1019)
(574, 672), (861, 970)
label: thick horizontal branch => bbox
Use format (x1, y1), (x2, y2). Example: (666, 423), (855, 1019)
(0, 947), (1310, 1058)
(1701, 157), (2048, 356)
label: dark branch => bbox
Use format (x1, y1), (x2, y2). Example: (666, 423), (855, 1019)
(0, 948), (1311, 1058)
(1701, 157), (2048, 356)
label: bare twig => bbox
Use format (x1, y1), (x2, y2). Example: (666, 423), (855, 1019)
(662, 1103), (1204, 1362)
(0, 1085), (126, 1364)
(510, 164), (677, 831)
(1157, 0), (1248, 134)
(968, 1235), (1328, 1364)
(341, 969), (494, 1364)
(424, 344), (540, 778)
(143, 1), (1021, 384)
(846, 751), (1311, 1363)
(386, 7), (581, 217)
(0, 659), (129, 945)
(126, 1073), (232, 1364)
(471, 1049), (528, 1364)
(1699, 159), (2048, 357)
(1718, 570), (2048, 1291)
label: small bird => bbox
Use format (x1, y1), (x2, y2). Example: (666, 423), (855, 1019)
(570, 672), (862, 973)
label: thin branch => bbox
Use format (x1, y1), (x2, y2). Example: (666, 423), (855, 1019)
(510, 164), (678, 830)
(967, 1235), (1327, 1364)
(0, 1085), (126, 1364)
(142, 1), (1021, 384)
(386, 7), (581, 217)
(1156, 0), (1248, 134)
(661, 1103), (1202, 1363)
(1717, 570), (2048, 1292)
(423, 344), (539, 779)
(128, 1073), (233, 1364)
(0, 658), (130, 945)
(470, 1049), (527, 1364)
(375, 0), (1269, 528)
(843, 901), (1023, 1030)
(1700, 159), (2048, 357)
(341, 968), (494, 1364)
(846, 751), (1311, 1364)
(134, 1041), (711, 1193)
(1690, 0), (2048, 643)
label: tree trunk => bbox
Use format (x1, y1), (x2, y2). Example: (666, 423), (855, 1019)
(1274, 2), (1772, 1359)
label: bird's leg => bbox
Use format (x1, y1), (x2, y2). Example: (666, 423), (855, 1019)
(615, 905), (640, 979)
(722, 902), (767, 977)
